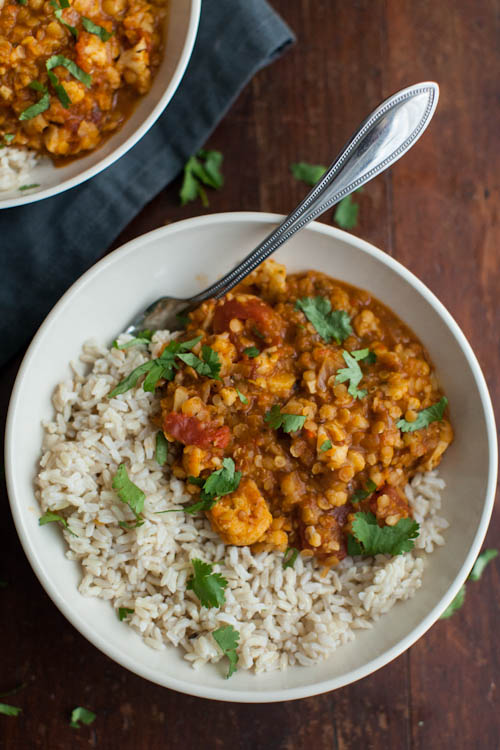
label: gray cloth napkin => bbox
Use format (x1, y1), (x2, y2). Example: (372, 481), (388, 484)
(0, 0), (294, 367)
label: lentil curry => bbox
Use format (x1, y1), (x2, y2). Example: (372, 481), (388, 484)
(0, 0), (167, 158)
(160, 260), (453, 566)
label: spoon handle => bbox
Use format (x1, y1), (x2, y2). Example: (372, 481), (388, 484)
(192, 82), (439, 302)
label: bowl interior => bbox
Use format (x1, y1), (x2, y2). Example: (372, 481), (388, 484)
(0, 0), (200, 208)
(6, 213), (497, 701)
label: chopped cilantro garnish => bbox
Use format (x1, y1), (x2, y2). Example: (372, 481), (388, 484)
(112, 464), (145, 524)
(180, 149), (224, 207)
(335, 349), (374, 399)
(82, 17), (113, 41)
(162, 459), (242, 515)
(46, 55), (92, 88)
(47, 68), (71, 107)
(350, 479), (377, 503)
(15, 0), (27, 5)
(295, 297), (352, 344)
(109, 336), (202, 396)
(440, 586), (466, 619)
(320, 439), (332, 452)
(396, 397), (448, 432)
(243, 346), (259, 358)
(18, 184), (40, 191)
(469, 548), (498, 581)
(70, 707), (96, 729)
(187, 559), (227, 608)
(0, 704), (21, 717)
(212, 625), (239, 678)
(290, 162), (362, 229)
(236, 388), (248, 404)
(3, 134), (14, 144)
(113, 330), (154, 349)
(283, 547), (299, 569)
(118, 607), (134, 621)
(265, 405), (306, 434)
(176, 345), (221, 380)
(347, 512), (419, 556)
(19, 83), (50, 121)
(290, 161), (327, 185)
(155, 431), (168, 466)
(39, 510), (77, 537)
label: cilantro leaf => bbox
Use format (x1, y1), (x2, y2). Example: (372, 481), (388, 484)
(46, 55), (92, 88)
(283, 547), (299, 569)
(264, 405), (306, 434)
(295, 297), (352, 344)
(50, 0), (78, 38)
(335, 350), (368, 399)
(70, 707), (96, 729)
(155, 431), (168, 466)
(0, 704), (21, 717)
(19, 84), (50, 121)
(212, 625), (239, 678)
(202, 458), (241, 499)
(348, 512), (420, 556)
(440, 585), (466, 619)
(82, 17), (113, 41)
(236, 388), (248, 404)
(39, 510), (77, 537)
(290, 161), (326, 185)
(118, 607), (134, 621)
(243, 346), (259, 358)
(112, 464), (145, 522)
(177, 345), (221, 380)
(187, 559), (227, 608)
(396, 397), (448, 432)
(334, 195), (359, 230)
(47, 69), (71, 108)
(113, 330), (154, 349)
(3, 133), (15, 144)
(109, 361), (156, 397)
(320, 439), (332, 452)
(18, 184), (40, 191)
(180, 150), (224, 206)
(350, 479), (377, 503)
(469, 548), (498, 581)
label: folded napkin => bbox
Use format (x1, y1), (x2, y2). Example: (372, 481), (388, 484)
(0, 0), (294, 368)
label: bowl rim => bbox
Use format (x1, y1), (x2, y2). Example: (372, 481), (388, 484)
(0, 0), (201, 210)
(6, 212), (498, 702)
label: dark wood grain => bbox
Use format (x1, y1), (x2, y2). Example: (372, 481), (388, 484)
(1, 1), (499, 748)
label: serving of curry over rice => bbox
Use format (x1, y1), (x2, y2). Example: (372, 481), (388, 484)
(36, 260), (452, 674)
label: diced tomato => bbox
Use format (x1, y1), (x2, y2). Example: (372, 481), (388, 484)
(213, 298), (279, 339)
(163, 412), (230, 450)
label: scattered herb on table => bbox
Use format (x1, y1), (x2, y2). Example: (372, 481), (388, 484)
(39, 510), (77, 537)
(70, 707), (96, 729)
(347, 512), (420, 556)
(295, 296), (352, 344)
(155, 431), (168, 466)
(320, 439), (332, 452)
(396, 397), (448, 432)
(290, 161), (362, 229)
(112, 464), (145, 527)
(212, 625), (239, 678)
(112, 330), (154, 349)
(0, 704), (21, 717)
(265, 405), (306, 434)
(350, 479), (377, 503)
(243, 346), (259, 358)
(335, 349), (374, 399)
(82, 17), (113, 41)
(108, 335), (202, 396)
(180, 149), (224, 207)
(118, 607), (134, 621)
(440, 548), (498, 619)
(187, 559), (227, 608)
(282, 547), (299, 569)
(176, 345), (222, 380)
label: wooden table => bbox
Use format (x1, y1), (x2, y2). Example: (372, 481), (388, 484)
(2, 1), (499, 747)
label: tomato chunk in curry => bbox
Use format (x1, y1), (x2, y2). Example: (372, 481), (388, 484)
(160, 260), (453, 566)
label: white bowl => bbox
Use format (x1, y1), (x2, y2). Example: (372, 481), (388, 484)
(0, 0), (201, 209)
(6, 213), (497, 702)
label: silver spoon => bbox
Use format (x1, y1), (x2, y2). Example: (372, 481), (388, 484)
(126, 82), (439, 336)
